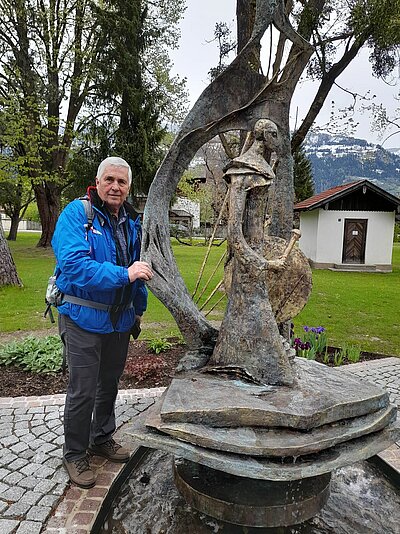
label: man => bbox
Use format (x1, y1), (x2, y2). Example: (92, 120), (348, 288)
(52, 156), (153, 488)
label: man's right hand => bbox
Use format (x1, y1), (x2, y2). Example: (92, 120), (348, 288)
(128, 261), (153, 282)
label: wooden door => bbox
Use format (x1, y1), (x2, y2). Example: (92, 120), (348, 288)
(342, 219), (367, 264)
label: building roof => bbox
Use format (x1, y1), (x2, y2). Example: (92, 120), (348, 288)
(294, 179), (400, 212)
(170, 209), (193, 218)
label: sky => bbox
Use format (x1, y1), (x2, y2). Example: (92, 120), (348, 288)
(169, 1), (400, 147)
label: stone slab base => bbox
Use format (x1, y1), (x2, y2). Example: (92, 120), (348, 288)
(127, 418), (400, 481)
(161, 359), (389, 430)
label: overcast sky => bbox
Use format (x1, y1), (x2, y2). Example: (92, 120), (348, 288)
(170, 1), (400, 147)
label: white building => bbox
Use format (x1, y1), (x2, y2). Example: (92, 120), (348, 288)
(294, 180), (400, 272)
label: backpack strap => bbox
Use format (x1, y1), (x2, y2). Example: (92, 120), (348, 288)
(79, 197), (94, 232)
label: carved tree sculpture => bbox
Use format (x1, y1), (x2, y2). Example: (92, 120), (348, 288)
(142, 0), (314, 350)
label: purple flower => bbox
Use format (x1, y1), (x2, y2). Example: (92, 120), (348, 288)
(303, 326), (309, 332)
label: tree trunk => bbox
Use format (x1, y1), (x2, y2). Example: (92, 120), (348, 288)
(34, 182), (61, 248)
(0, 223), (22, 286)
(7, 214), (20, 241)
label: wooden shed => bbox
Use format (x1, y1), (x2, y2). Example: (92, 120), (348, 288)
(294, 180), (400, 272)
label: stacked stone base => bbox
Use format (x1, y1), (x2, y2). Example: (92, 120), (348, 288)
(128, 359), (400, 528)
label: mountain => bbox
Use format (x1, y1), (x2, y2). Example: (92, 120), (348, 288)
(304, 133), (400, 197)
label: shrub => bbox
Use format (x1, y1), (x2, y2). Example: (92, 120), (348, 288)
(148, 338), (173, 354)
(0, 335), (63, 374)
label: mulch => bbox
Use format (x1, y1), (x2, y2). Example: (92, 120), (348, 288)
(0, 339), (392, 399)
(0, 340), (186, 398)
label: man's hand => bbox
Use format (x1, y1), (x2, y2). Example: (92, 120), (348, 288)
(128, 261), (153, 282)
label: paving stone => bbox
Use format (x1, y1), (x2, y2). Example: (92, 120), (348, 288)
(0, 519), (19, 534)
(0, 486), (26, 502)
(45, 411), (60, 421)
(48, 448), (63, 459)
(10, 442), (29, 454)
(8, 458), (29, 471)
(0, 435), (19, 447)
(14, 408), (28, 416)
(44, 457), (61, 469)
(14, 428), (30, 437)
(19, 449), (35, 460)
(16, 521), (42, 534)
(3, 472), (24, 485)
(30, 439), (46, 450)
(20, 463), (42, 477)
(18, 477), (40, 490)
(0, 409), (13, 416)
(46, 419), (61, 430)
(14, 421), (29, 429)
(2, 500), (32, 518)
(0, 501), (7, 514)
(28, 407), (44, 414)
(53, 436), (64, 446)
(0, 416), (13, 423)
(19, 491), (42, 505)
(36, 465), (56, 479)
(0, 481), (9, 494)
(20, 434), (34, 444)
(38, 494), (59, 507)
(34, 479), (56, 493)
(35, 442), (57, 455)
(51, 482), (67, 496)
(15, 414), (32, 422)
(31, 417), (45, 425)
(0, 468), (10, 481)
(26, 505), (52, 522)
(0, 453), (18, 466)
(0, 428), (13, 439)
(31, 425), (47, 437)
(51, 469), (69, 484)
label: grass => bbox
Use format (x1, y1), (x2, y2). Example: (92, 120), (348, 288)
(293, 243), (400, 356)
(1, 233), (399, 356)
(0, 233), (227, 338)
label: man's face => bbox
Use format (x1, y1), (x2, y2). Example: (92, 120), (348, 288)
(96, 165), (130, 215)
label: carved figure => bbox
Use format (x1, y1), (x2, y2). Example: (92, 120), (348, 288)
(207, 119), (296, 386)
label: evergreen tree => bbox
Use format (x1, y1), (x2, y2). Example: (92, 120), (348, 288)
(293, 145), (314, 202)
(94, 0), (178, 195)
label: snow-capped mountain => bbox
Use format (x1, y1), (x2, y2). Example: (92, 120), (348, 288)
(304, 133), (400, 197)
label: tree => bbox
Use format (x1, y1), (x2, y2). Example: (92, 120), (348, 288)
(0, 104), (35, 240)
(0, 223), (22, 286)
(141, 0), (400, 350)
(0, 0), (104, 246)
(293, 144), (314, 202)
(91, 0), (187, 195)
(0, 0), (187, 246)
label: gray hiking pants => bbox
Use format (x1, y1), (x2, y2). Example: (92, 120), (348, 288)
(59, 314), (130, 461)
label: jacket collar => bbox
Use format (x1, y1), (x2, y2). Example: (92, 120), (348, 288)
(87, 187), (139, 221)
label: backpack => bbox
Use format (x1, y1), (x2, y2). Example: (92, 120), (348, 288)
(44, 197), (94, 324)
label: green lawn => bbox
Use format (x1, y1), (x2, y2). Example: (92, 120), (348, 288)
(1, 233), (399, 356)
(0, 234), (227, 338)
(293, 243), (400, 356)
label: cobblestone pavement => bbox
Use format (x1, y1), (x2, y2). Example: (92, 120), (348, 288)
(0, 358), (399, 534)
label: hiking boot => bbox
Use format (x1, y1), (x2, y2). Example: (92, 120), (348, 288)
(88, 438), (130, 463)
(63, 455), (95, 489)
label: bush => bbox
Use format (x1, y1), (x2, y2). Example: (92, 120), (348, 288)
(148, 338), (173, 354)
(0, 335), (63, 374)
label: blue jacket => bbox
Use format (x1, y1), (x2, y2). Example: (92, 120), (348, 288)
(51, 193), (147, 334)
